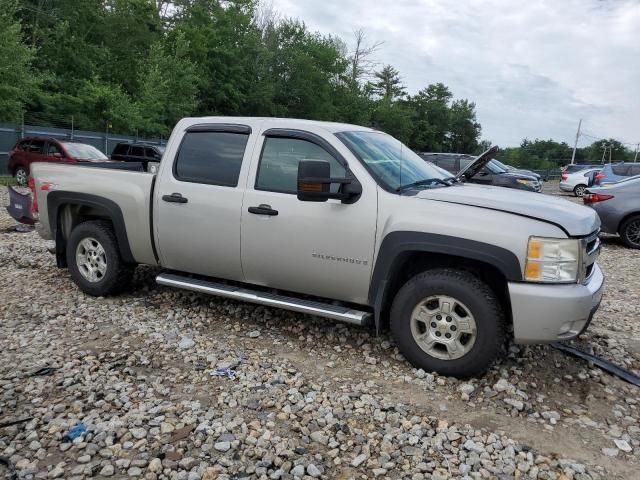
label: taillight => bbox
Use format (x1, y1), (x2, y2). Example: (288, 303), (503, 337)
(561, 173), (568, 181)
(583, 193), (614, 204)
(28, 176), (38, 218)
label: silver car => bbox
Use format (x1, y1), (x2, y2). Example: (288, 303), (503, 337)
(584, 176), (640, 248)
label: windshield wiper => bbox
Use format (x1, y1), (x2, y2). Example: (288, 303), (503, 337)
(442, 176), (460, 184)
(396, 178), (450, 192)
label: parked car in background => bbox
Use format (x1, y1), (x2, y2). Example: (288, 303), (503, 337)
(562, 163), (598, 174)
(560, 167), (601, 197)
(492, 159), (541, 181)
(584, 176), (640, 249)
(31, 117), (603, 377)
(420, 153), (542, 192)
(111, 142), (165, 169)
(593, 162), (640, 186)
(8, 137), (109, 185)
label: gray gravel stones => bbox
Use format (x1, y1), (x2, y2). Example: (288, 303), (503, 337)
(0, 185), (638, 479)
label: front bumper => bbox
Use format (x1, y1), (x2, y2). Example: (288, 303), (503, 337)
(508, 263), (604, 343)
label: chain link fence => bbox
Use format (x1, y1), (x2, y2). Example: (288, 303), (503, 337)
(1, 113), (167, 174)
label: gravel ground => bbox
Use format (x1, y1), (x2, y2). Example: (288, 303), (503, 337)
(0, 183), (638, 480)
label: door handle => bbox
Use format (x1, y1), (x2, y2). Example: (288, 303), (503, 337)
(248, 204), (278, 216)
(162, 193), (188, 203)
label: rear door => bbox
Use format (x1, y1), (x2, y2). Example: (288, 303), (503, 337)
(154, 124), (254, 281)
(25, 139), (47, 170)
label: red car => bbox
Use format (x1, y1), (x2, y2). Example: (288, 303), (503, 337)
(8, 137), (109, 185)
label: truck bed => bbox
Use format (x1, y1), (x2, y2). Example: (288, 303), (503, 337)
(31, 163), (157, 265)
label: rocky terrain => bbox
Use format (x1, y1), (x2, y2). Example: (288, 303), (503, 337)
(0, 184), (638, 479)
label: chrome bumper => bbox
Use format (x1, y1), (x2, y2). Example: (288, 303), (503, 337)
(508, 263), (604, 343)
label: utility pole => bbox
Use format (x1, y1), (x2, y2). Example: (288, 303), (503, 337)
(635, 143), (639, 162)
(601, 144), (608, 164)
(570, 119), (582, 165)
(609, 144), (612, 164)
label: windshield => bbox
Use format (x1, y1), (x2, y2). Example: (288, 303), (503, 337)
(61, 142), (108, 161)
(337, 131), (450, 190)
(492, 159), (511, 171)
(460, 157), (506, 175)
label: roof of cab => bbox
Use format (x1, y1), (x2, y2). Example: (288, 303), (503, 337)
(179, 116), (375, 134)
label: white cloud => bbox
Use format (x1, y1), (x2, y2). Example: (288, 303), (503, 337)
(271, 0), (640, 147)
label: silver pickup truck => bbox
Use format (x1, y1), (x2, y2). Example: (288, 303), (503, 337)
(30, 117), (604, 377)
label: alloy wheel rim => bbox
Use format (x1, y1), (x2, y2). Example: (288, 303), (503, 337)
(626, 220), (640, 246)
(575, 186), (585, 197)
(76, 237), (107, 283)
(16, 169), (27, 186)
(410, 295), (477, 360)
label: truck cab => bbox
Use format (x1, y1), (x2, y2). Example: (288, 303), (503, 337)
(31, 117), (604, 377)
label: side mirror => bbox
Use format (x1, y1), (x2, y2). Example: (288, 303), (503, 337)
(297, 159), (362, 203)
(53, 152), (62, 158)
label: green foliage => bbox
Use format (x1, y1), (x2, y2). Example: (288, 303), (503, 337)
(0, 0), (38, 122)
(4, 0), (485, 151)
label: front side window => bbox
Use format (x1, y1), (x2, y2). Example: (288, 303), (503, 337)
(338, 131), (449, 191)
(130, 146), (144, 157)
(174, 131), (249, 186)
(145, 147), (159, 159)
(256, 137), (345, 194)
(46, 142), (62, 155)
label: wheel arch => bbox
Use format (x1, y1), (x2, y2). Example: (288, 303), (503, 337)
(47, 191), (135, 268)
(369, 232), (521, 332)
(618, 211), (640, 234)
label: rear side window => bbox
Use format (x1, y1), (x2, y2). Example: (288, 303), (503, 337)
(434, 157), (456, 173)
(113, 144), (130, 155)
(256, 137), (345, 194)
(174, 131), (249, 186)
(28, 140), (45, 154)
(17, 140), (31, 150)
(611, 164), (631, 175)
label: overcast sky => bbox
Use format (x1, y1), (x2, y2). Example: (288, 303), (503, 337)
(270, 0), (640, 148)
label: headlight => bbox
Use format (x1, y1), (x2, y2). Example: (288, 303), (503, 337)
(525, 237), (580, 283)
(516, 179), (534, 186)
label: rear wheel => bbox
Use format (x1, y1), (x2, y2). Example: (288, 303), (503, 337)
(66, 220), (134, 296)
(390, 269), (504, 378)
(620, 215), (640, 249)
(573, 184), (587, 197)
(14, 166), (28, 186)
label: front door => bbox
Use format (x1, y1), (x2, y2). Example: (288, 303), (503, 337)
(241, 131), (377, 305)
(154, 126), (253, 281)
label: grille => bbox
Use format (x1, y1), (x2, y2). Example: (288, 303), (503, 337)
(581, 230), (600, 283)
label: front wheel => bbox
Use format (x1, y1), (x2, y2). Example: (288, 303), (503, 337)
(390, 269), (504, 378)
(620, 215), (640, 249)
(573, 184), (587, 197)
(66, 220), (134, 296)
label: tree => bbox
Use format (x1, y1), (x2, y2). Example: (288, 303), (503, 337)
(136, 34), (199, 136)
(0, 0), (38, 121)
(583, 139), (631, 162)
(407, 83), (452, 152)
(447, 99), (481, 153)
(371, 65), (406, 103)
(348, 29), (382, 87)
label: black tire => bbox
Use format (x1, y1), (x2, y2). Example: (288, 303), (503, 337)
(390, 269), (504, 378)
(14, 166), (28, 186)
(619, 215), (640, 249)
(66, 220), (134, 296)
(573, 184), (586, 197)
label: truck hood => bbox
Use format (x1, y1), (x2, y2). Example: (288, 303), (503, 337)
(416, 183), (600, 236)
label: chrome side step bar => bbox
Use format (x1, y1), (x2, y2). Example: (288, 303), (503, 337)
(156, 273), (371, 326)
